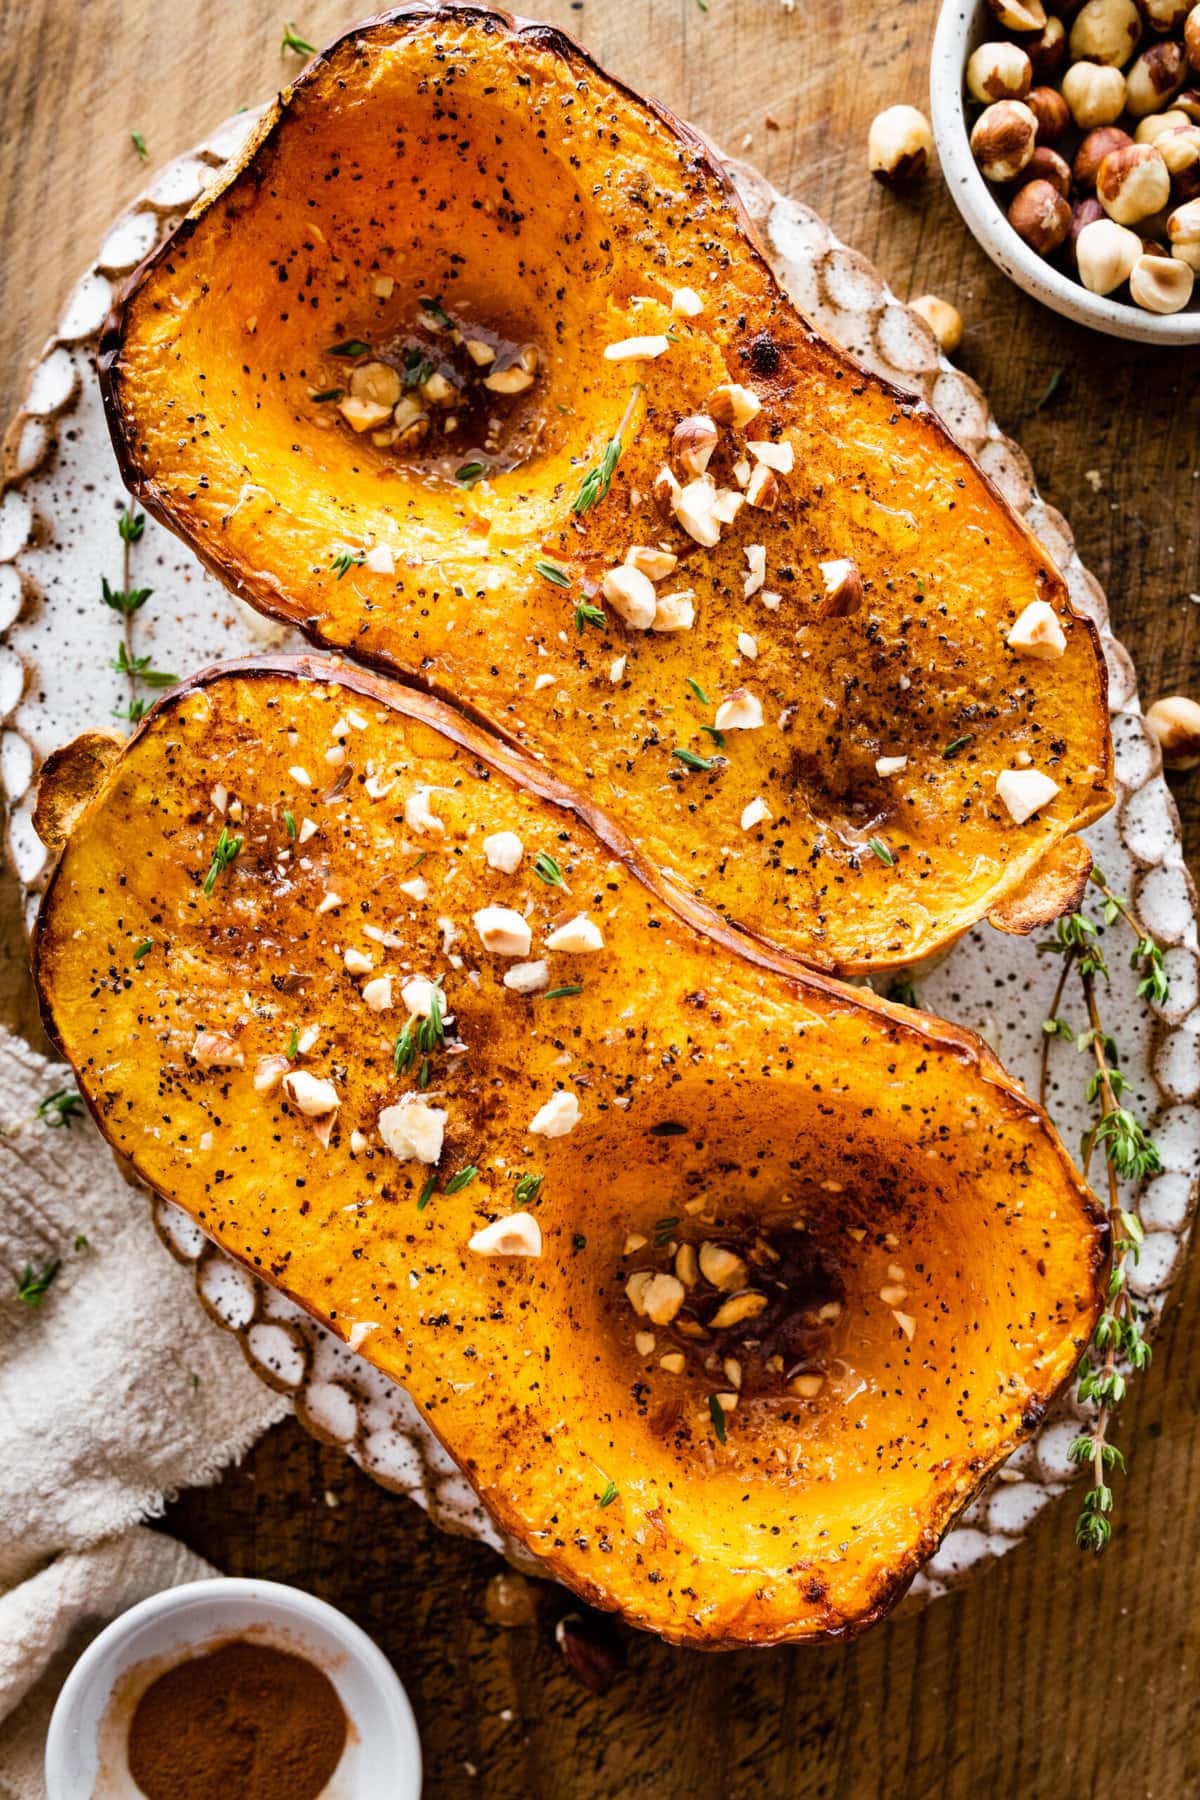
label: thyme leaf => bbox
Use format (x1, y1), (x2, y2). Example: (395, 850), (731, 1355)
(203, 826), (243, 897)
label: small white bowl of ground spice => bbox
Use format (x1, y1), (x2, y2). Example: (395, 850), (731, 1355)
(44, 1577), (421, 1800)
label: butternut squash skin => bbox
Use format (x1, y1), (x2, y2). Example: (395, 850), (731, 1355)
(99, 4), (1112, 977)
(33, 658), (1107, 1646)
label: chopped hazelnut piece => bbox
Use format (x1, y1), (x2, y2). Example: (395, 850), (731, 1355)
(625, 544), (678, 581)
(338, 395), (395, 433)
(401, 976), (444, 1018)
(343, 948), (373, 975)
(737, 631), (758, 659)
(790, 1373), (824, 1398)
(740, 796), (772, 831)
(609, 655), (627, 684)
(283, 1070), (340, 1116)
(545, 914), (605, 953)
(746, 438), (794, 474)
(635, 1330), (657, 1356)
(723, 1357), (743, 1390)
(364, 543), (394, 575)
(253, 1054), (290, 1092)
(708, 382), (762, 428)
(671, 286), (704, 316)
(893, 1309), (916, 1340)
(474, 905), (533, 957)
(674, 1242), (699, 1287)
(378, 1095), (446, 1164)
(673, 477), (723, 548)
(714, 689), (764, 731)
(603, 334), (671, 360)
(743, 545), (766, 598)
(191, 1030), (244, 1069)
(529, 1089), (581, 1137)
(468, 1211), (543, 1257)
(503, 960), (550, 995)
(817, 558), (864, 618)
(653, 464), (683, 520)
(879, 1283), (908, 1306)
(715, 1391), (739, 1413)
(745, 463), (779, 510)
(652, 591), (697, 632)
(996, 768), (1060, 824)
(636, 1272), (686, 1325)
(671, 414), (719, 478)
(465, 338), (496, 366)
(659, 1351), (686, 1374)
(699, 1242), (748, 1289)
(362, 975), (393, 1012)
(601, 564), (657, 630)
(710, 1290), (769, 1329)
(875, 755), (908, 777)
(484, 364), (535, 393)
(624, 1232), (648, 1254)
(405, 787), (445, 836)
(1006, 599), (1067, 659)
(483, 829), (524, 873)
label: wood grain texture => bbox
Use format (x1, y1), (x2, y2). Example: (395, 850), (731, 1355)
(1, 2), (1197, 1794)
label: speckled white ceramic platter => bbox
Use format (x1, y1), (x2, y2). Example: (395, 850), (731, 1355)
(3, 107), (1198, 1609)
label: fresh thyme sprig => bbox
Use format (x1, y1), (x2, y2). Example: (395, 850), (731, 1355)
(37, 1088), (83, 1129)
(331, 549), (365, 579)
(1037, 885), (1169, 1552)
(574, 599), (606, 634)
(203, 826), (243, 896)
(571, 385), (642, 516)
(394, 982), (446, 1073)
(15, 1260), (61, 1306)
(131, 130), (149, 162)
(281, 22), (316, 56)
(533, 851), (568, 889)
(105, 507), (161, 725)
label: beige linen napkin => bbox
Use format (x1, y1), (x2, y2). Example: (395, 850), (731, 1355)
(0, 1023), (287, 1796)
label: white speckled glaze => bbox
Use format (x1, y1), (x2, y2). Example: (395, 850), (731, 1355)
(931, 0), (1200, 345)
(2, 115), (1197, 1612)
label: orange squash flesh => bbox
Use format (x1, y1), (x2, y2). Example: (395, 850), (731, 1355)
(99, 4), (1113, 976)
(32, 658), (1107, 1646)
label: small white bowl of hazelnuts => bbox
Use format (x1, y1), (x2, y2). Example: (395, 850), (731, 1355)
(929, 0), (1200, 341)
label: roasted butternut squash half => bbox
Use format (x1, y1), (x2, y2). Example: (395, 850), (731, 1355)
(99, 4), (1112, 976)
(33, 658), (1106, 1646)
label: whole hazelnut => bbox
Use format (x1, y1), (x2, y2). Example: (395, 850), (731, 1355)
(1008, 178), (1073, 250)
(868, 105), (934, 183)
(1175, 87), (1200, 120)
(1134, 106), (1191, 142)
(1075, 214), (1143, 288)
(986, 0), (1048, 27)
(1026, 84), (1072, 141)
(970, 99), (1039, 180)
(1025, 14), (1069, 79)
(1068, 194), (1108, 262)
(1167, 194), (1200, 264)
(1158, 120), (1200, 196)
(1012, 144), (1074, 194)
(1072, 124), (1134, 188)
(967, 41), (1034, 100)
(908, 293), (965, 351)
(1068, 0), (1143, 64)
(1129, 247), (1196, 305)
(1125, 41), (1188, 114)
(1062, 61), (1128, 128)
(1145, 695), (1200, 767)
(1187, 5), (1200, 70)
(1140, 0), (1191, 29)
(1097, 142), (1172, 221)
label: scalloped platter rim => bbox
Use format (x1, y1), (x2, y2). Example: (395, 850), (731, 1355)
(2, 106), (1198, 1613)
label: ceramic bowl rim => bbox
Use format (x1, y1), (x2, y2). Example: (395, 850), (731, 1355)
(930, 0), (1200, 345)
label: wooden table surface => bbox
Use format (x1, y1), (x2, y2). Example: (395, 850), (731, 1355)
(2, 3), (1198, 1795)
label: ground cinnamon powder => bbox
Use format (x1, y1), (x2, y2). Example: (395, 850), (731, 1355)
(126, 1637), (347, 1800)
